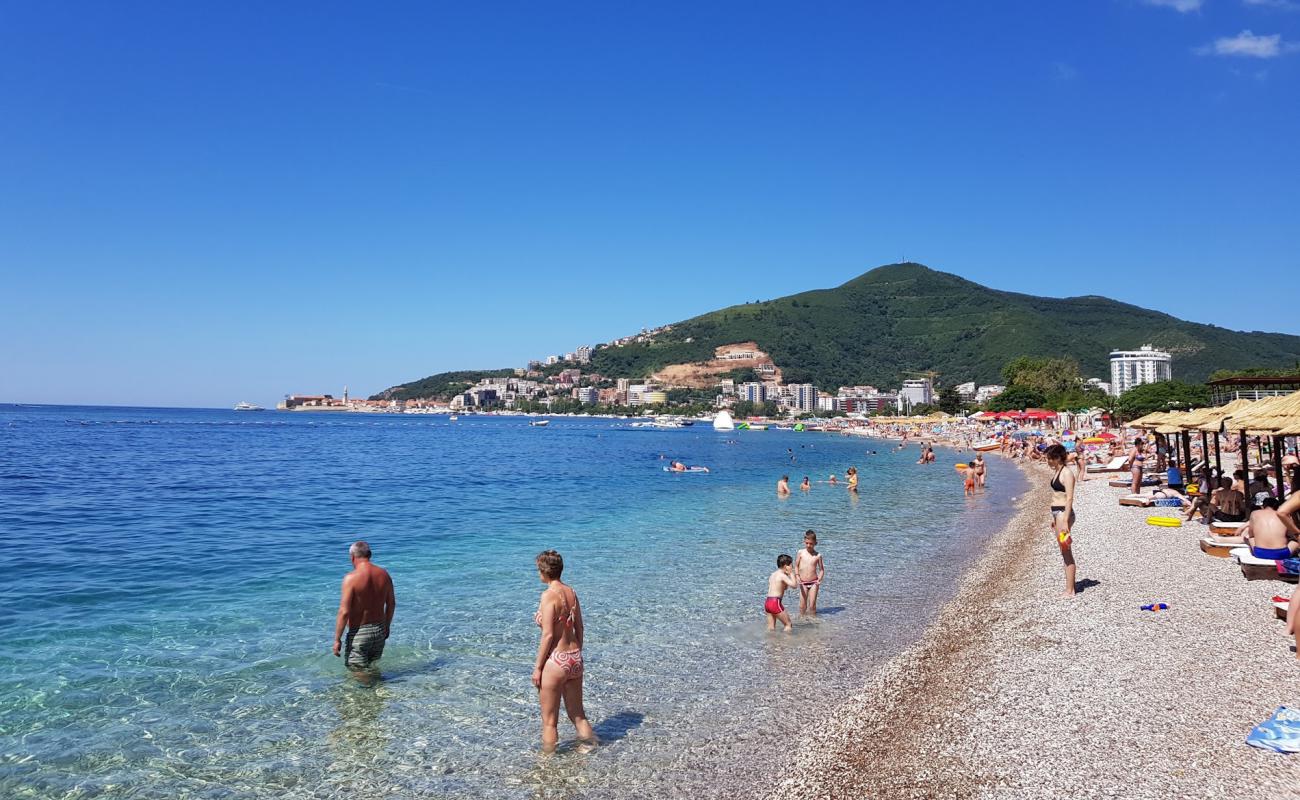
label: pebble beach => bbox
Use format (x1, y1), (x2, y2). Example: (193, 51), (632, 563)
(776, 457), (1300, 800)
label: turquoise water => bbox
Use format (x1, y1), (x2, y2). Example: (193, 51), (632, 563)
(0, 406), (1026, 798)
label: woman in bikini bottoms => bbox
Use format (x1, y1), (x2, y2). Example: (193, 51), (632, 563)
(533, 549), (596, 753)
(1046, 444), (1080, 597)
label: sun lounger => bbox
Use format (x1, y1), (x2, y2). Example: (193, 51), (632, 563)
(1120, 494), (1155, 507)
(1230, 548), (1300, 583)
(1275, 598), (1291, 621)
(1209, 521), (1246, 536)
(1109, 477), (1161, 488)
(1088, 457), (1129, 473)
(1199, 537), (1243, 558)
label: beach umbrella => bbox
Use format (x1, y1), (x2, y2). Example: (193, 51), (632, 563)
(1220, 389), (1300, 434)
(1096, 431), (1118, 441)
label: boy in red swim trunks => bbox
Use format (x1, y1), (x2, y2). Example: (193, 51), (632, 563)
(765, 554), (798, 632)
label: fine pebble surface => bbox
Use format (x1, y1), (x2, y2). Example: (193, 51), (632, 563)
(777, 457), (1300, 800)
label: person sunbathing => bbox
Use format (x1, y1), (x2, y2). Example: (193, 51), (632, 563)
(1240, 498), (1300, 560)
(1210, 477), (1247, 523)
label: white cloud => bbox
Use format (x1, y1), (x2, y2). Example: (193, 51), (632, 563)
(1195, 28), (1300, 56)
(1243, 0), (1300, 10)
(1145, 0), (1204, 11)
(1051, 61), (1079, 80)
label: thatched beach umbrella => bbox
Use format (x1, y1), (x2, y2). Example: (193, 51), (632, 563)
(1187, 397), (1256, 477)
(1218, 390), (1300, 497)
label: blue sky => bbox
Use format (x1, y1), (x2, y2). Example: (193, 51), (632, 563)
(2, 1), (1297, 407)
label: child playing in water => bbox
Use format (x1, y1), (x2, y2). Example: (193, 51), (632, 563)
(765, 554), (798, 632)
(794, 530), (825, 616)
(963, 462), (976, 496)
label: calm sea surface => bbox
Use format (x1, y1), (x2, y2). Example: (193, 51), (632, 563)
(0, 406), (1026, 799)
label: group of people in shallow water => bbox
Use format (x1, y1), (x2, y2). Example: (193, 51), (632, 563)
(776, 465), (858, 496)
(331, 541), (597, 753)
(765, 529), (827, 632)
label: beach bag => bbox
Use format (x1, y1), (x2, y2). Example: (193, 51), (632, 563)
(1246, 705), (1300, 754)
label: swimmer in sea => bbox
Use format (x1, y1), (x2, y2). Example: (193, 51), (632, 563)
(777, 475), (791, 496)
(828, 474), (838, 486)
(846, 466), (859, 493)
(765, 554), (798, 632)
(800, 476), (811, 491)
(670, 460), (687, 472)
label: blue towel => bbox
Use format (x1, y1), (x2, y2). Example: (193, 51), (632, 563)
(1282, 557), (1300, 576)
(1246, 705), (1300, 754)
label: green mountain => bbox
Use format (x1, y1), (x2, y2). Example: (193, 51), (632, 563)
(377, 263), (1300, 398)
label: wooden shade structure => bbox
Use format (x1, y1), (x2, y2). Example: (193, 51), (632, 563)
(1216, 390), (1300, 434)
(1187, 398), (1256, 432)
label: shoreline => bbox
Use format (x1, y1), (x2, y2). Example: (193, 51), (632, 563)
(775, 457), (1300, 799)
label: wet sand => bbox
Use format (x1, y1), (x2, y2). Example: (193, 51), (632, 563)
(776, 458), (1300, 800)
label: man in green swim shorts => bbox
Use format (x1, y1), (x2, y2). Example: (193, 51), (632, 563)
(332, 540), (396, 672)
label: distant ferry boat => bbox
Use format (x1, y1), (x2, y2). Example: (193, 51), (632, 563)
(529, 419), (550, 427)
(234, 402), (263, 411)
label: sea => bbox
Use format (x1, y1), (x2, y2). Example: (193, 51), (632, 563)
(0, 405), (1027, 799)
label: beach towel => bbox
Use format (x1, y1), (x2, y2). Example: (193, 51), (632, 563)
(1246, 706), (1300, 754)
(1282, 557), (1300, 576)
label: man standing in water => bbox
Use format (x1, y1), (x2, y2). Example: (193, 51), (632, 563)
(333, 540), (396, 671)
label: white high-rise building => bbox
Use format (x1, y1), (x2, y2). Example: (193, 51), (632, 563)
(575, 346), (592, 364)
(899, 379), (933, 411)
(790, 384), (817, 412)
(736, 382), (767, 403)
(1109, 345), (1172, 396)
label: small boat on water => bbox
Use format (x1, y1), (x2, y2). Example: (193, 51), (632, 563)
(529, 419), (550, 427)
(449, 415), (459, 421)
(972, 440), (1000, 452)
(234, 401), (263, 411)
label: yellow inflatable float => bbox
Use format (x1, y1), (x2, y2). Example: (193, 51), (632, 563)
(1146, 516), (1182, 528)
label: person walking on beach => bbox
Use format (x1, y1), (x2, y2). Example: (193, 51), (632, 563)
(532, 550), (596, 753)
(1124, 438), (1147, 495)
(1045, 445), (1080, 597)
(333, 540), (396, 672)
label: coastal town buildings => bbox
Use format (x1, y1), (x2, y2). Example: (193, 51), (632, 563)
(975, 384), (1006, 404)
(790, 383), (817, 412)
(955, 382), (977, 402)
(1109, 345), (1172, 396)
(736, 382), (767, 403)
(898, 379), (933, 411)
(1086, 377), (1112, 396)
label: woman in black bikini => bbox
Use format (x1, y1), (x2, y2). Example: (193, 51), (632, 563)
(1045, 444), (1079, 597)
(533, 550), (596, 752)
